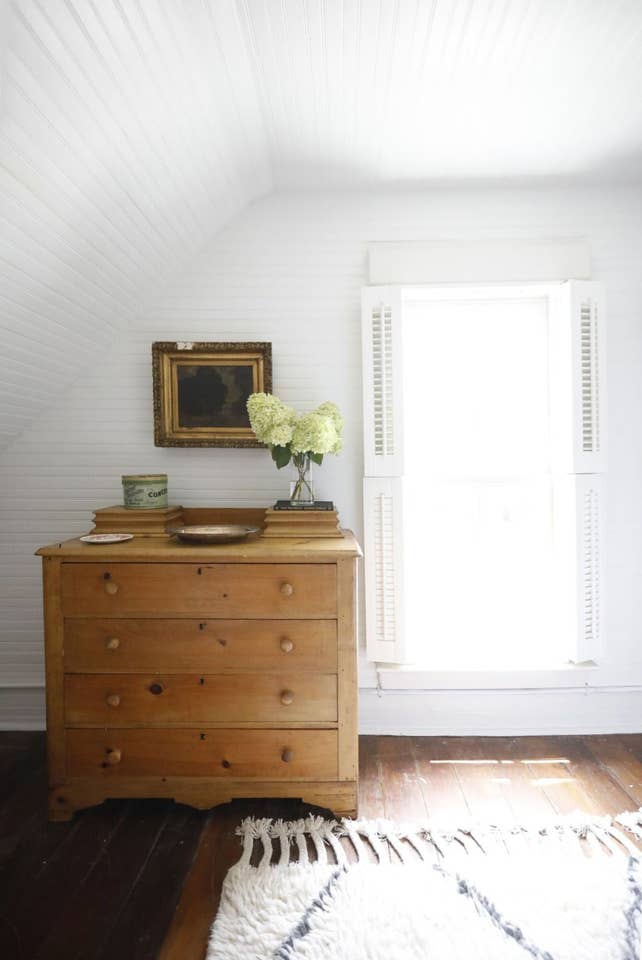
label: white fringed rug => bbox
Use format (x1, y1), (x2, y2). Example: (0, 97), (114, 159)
(207, 812), (642, 960)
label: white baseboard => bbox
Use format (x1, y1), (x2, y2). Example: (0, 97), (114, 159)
(3, 684), (642, 736)
(358, 685), (642, 736)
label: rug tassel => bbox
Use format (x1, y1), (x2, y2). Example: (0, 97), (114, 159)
(293, 819), (309, 865)
(321, 822), (347, 865)
(406, 832), (432, 862)
(233, 809), (642, 867)
(458, 827), (486, 855)
(304, 815), (328, 865)
(368, 831), (389, 861)
(616, 810), (642, 841)
(608, 825), (639, 857)
(343, 820), (369, 862)
(273, 819), (292, 866)
(257, 820), (274, 868)
(386, 833), (409, 863)
(235, 816), (270, 867)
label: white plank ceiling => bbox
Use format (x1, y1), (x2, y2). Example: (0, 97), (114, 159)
(1, 0), (642, 448)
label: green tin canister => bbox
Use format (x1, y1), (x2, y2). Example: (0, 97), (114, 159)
(121, 474), (168, 509)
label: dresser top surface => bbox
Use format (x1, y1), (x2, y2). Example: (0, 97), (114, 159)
(36, 529), (362, 562)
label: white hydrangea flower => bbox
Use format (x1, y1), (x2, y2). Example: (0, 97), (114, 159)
(313, 401), (343, 454)
(314, 401), (344, 432)
(290, 412), (339, 455)
(247, 393), (344, 463)
(246, 393), (296, 446)
(265, 420), (295, 447)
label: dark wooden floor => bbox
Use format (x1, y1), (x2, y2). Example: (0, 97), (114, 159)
(2, 733), (642, 959)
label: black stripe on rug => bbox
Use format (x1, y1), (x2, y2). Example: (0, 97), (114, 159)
(439, 856), (642, 960)
(273, 867), (348, 960)
(623, 858), (642, 960)
(435, 863), (557, 960)
(272, 856), (642, 960)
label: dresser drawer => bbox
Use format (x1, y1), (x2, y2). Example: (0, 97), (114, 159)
(65, 673), (338, 724)
(66, 728), (338, 779)
(64, 619), (337, 674)
(61, 563), (337, 618)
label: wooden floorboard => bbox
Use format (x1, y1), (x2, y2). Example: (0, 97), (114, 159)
(95, 804), (205, 960)
(0, 750), (49, 867)
(33, 801), (173, 960)
(157, 805), (246, 960)
(412, 737), (471, 821)
(356, 735), (383, 820)
(582, 735), (642, 806)
(2, 732), (642, 959)
(0, 801), (131, 958)
(376, 734), (428, 822)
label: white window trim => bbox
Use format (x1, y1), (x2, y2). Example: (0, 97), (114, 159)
(362, 279), (607, 670)
(376, 662), (599, 691)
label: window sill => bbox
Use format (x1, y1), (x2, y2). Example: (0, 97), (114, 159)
(375, 661), (599, 691)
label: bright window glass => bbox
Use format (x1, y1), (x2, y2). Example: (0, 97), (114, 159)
(402, 296), (557, 667)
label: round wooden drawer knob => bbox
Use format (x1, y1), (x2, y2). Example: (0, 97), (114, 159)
(281, 748), (294, 763)
(105, 748), (121, 765)
(280, 638), (294, 654)
(280, 582), (294, 597)
(149, 682), (165, 696)
(105, 636), (120, 650)
(104, 581), (119, 595)
(280, 689), (295, 706)
(105, 694), (121, 708)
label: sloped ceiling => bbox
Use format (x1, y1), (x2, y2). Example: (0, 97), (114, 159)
(0, 0), (272, 449)
(241, 0), (642, 187)
(2, 0), (642, 449)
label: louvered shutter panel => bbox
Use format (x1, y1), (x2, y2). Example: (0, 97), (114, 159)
(549, 281), (606, 474)
(549, 280), (607, 664)
(552, 474), (605, 663)
(363, 477), (406, 663)
(361, 286), (404, 477)
(362, 286), (406, 662)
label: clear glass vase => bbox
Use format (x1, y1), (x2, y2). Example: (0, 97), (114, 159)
(290, 453), (315, 505)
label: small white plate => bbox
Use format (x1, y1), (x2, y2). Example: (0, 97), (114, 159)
(80, 533), (134, 545)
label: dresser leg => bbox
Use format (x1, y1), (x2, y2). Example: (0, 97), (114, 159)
(300, 782), (358, 819)
(49, 807), (74, 822)
(48, 788), (75, 821)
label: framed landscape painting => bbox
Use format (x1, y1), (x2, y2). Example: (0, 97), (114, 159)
(152, 341), (272, 447)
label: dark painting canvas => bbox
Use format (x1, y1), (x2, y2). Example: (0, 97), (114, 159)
(177, 364), (254, 429)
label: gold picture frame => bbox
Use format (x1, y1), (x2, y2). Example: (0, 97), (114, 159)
(152, 341), (272, 447)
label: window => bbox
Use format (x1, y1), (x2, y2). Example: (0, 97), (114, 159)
(362, 283), (606, 669)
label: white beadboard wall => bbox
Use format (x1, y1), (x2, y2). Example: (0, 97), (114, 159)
(0, 0), (271, 449)
(2, 0), (642, 452)
(2, 182), (642, 733)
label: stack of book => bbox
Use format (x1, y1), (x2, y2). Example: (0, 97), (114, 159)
(90, 504), (184, 538)
(262, 501), (343, 538)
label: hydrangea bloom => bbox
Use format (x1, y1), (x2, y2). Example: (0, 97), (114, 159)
(290, 412), (339, 455)
(246, 393), (296, 447)
(314, 401), (343, 432)
(247, 392), (343, 468)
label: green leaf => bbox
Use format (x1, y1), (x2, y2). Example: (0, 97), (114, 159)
(272, 445), (292, 469)
(309, 452), (324, 465)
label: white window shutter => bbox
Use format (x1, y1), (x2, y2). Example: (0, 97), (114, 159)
(549, 280), (606, 474)
(363, 477), (406, 663)
(549, 280), (607, 663)
(552, 474), (605, 663)
(361, 286), (404, 477)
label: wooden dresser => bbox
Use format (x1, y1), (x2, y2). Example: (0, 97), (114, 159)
(37, 517), (361, 821)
